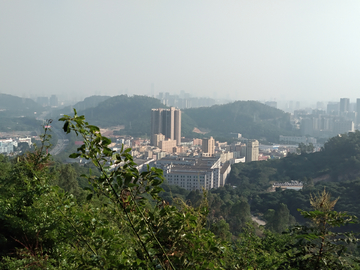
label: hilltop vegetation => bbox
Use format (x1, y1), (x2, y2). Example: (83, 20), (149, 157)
(80, 95), (167, 136)
(54, 95), (111, 115)
(0, 116), (41, 132)
(0, 93), (44, 117)
(184, 100), (296, 141)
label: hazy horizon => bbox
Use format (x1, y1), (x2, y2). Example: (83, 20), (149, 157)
(1, 1), (360, 103)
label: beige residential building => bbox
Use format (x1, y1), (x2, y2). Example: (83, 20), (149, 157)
(246, 139), (259, 162)
(202, 136), (215, 156)
(193, 138), (203, 146)
(152, 133), (165, 148)
(159, 139), (177, 153)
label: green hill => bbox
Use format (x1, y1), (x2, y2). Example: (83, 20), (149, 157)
(184, 100), (296, 141)
(79, 95), (167, 137)
(55, 95), (111, 116)
(0, 93), (44, 117)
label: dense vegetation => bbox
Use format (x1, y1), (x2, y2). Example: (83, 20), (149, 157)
(0, 116), (41, 132)
(184, 100), (297, 141)
(212, 131), (360, 232)
(0, 114), (359, 269)
(0, 93), (44, 117)
(53, 95), (111, 116)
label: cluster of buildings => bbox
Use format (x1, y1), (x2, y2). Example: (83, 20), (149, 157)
(74, 107), (266, 191)
(105, 107), (294, 191)
(0, 137), (32, 154)
(293, 98), (360, 138)
(65, 105), (306, 191)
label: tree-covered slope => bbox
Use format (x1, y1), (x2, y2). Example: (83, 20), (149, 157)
(226, 131), (360, 230)
(79, 95), (167, 136)
(0, 116), (41, 132)
(184, 101), (296, 141)
(0, 93), (44, 117)
(56, 95), (111, 115)
(229, 131), (360, 193)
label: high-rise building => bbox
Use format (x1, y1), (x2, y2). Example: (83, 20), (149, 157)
(151, 107), (181, 146)
(202, 137), (215, 156)
(246, 140), (259, 162)
(340, 98), (350, 113)
(356, 99), (360, 124)
(49, 95), (58, 107)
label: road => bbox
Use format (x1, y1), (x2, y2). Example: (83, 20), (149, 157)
(49, 126), (67, 156)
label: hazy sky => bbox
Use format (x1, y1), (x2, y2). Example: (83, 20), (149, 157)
(1, 1), (360, 102)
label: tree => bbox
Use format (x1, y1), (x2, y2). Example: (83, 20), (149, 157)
(265, 203), (295, 233)
(228, 200), (251, 234)
(280, 189), (360, 269)
(210, 219), (232, 242)
(53, 164), (82, 198)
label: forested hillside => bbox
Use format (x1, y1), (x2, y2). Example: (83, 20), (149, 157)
(0, 93), (44, 117)
(184, 100), (296, 141)
(54, 95), (111, 115)
(80, 95), (167, 136)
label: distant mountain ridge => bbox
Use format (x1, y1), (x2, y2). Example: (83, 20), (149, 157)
(0, 93), (44, 117)
(184, 101), (296, 141)
(0, 94), (298, 141)
(79, 95), (167, 137)
(65, 95), (296, 141)
(57, 95), (111, 115)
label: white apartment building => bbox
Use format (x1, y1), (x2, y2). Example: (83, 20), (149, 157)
(153, 156), (222, 190)
(0, 140), (16, 154)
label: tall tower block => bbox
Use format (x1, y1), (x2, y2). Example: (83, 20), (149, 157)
(246, 140), (259, 162)
(151, 107), (181, 146)
(174, 109), (181, 145)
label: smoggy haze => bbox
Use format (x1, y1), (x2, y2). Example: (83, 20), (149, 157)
(1, 1), (360, 102)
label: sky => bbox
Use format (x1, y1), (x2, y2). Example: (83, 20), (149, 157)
(1, 1), (360, 103)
